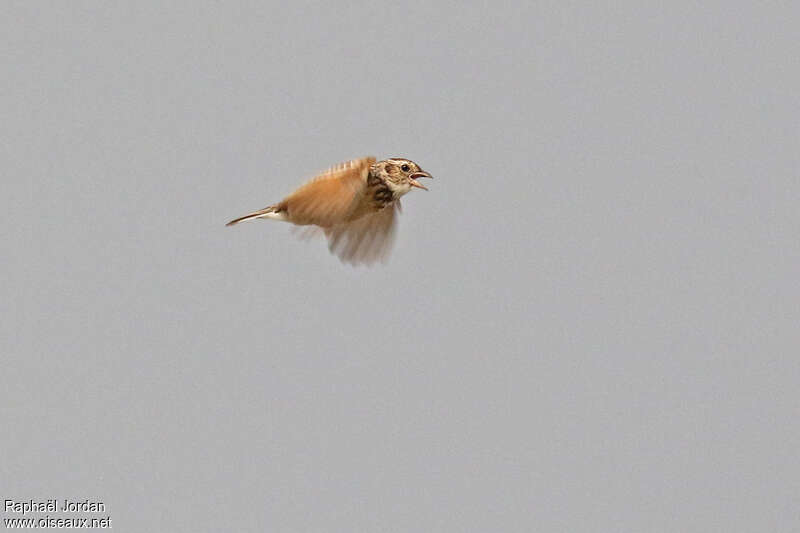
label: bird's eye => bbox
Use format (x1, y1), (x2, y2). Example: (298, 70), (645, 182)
(401, 164), (410, 172)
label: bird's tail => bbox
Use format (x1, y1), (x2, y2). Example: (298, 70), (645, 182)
(225, 205), (285, 226)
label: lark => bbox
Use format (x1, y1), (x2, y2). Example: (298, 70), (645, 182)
(226, 157), (432, 265)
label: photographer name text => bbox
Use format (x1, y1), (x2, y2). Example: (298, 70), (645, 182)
(4, 499), (106, 515)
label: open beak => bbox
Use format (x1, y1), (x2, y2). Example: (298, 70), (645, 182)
(409, 170), (433, 191)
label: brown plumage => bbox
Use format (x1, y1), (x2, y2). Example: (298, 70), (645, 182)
(226, 156), (432, 265)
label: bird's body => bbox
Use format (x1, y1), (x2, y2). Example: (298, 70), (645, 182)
(226, 156), (432, 265)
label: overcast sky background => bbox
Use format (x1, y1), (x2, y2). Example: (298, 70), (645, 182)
(2, 2), (799, 531)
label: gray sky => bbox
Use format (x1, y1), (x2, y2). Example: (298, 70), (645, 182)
(2, 2), (799, 531)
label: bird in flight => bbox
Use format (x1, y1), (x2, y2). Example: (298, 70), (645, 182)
(226, 156), (432, 265)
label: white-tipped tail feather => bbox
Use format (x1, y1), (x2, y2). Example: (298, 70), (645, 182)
(225, 206), (288, 226)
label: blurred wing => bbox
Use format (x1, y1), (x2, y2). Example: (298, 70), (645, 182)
(325, 203), (399, 266)
(280, 156), (375, 226)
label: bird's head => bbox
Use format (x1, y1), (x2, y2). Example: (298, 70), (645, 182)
(374, 158), (433, 196)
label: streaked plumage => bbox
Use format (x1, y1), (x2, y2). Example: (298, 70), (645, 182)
(226, 156), (432, 265)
